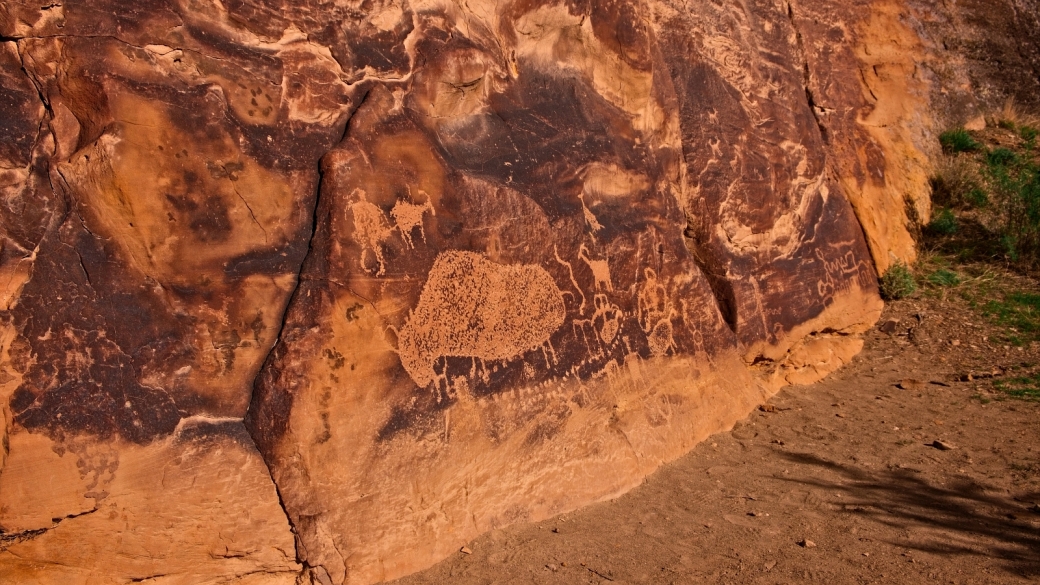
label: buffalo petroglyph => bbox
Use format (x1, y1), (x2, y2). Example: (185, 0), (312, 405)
(396, 251), (567, 389)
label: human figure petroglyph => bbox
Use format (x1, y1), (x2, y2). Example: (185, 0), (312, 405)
(392, 192), (435, 249)
(430, 357), (457, 404)
(540, 339), (558, 369)
(637, 267), (678, 356)
(469, 357), (489, 384)
(572, 318), (603, 359)
(554, 245), (587, 315)
(579, 243), (612, 292)
(708, 137), (723, 160)
(348, 188), (395, 276)
(602, 358), (634, 396)
(678, 298), (708, 353)
(638, 267), (669, 334)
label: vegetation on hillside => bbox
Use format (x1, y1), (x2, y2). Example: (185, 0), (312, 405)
(886, 100), (1040, 401)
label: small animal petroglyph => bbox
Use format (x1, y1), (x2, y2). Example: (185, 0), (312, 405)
(391, 193), (435, 249)
(350, 189), (437, 274)
(578, 192), (603, 233)
(579, 244), (613, 292)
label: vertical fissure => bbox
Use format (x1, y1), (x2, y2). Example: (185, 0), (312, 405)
(786, 2), (829, 144)
(240, 86), (372, 577)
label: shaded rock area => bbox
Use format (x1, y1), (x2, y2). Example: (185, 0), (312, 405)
(0, 1), (1035, 584)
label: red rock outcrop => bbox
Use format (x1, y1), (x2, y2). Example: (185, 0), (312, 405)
(0, 0), (1036, 583)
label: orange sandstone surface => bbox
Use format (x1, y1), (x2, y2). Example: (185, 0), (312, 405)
(0, 1), (1037, 583)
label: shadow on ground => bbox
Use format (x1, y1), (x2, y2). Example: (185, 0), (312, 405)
(778, 451), (1040, 579)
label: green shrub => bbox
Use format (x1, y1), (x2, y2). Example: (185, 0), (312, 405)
(994, 375), (1040, 401)
(982, 291), (1040, 345)
(927, 207), (958, 235)
(926, 268), (961, 287)
(1001, 234), (1021, 261)
(966, 186), (989, 207)
(879, 262), (916, 300)
(1022, 126), (1038, 150)
(999, 119), (1017, 130)
(987, 147), (1019, 167)
(932, 122), (1040, 264)
(992, 163), (1040, 261)
(939, 128), (982, 154)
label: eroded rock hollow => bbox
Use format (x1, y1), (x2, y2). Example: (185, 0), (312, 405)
(1, 0), (1036, 583)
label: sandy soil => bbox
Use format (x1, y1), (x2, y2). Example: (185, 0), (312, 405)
(391, 292), (1040, 584)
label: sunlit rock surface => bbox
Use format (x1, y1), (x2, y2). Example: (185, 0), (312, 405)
(0, 0), (1035, 583)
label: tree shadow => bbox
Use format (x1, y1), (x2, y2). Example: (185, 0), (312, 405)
(777, 451), (1040, 579)
(924, 216), (1011, 264)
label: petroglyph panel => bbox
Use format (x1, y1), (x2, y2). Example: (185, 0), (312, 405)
(30, 0), (1040, 581)
(245, 2), (884, 583)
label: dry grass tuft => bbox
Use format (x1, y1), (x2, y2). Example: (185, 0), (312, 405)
(996, 97), (1040, 130)
(931, 155), (987, 209)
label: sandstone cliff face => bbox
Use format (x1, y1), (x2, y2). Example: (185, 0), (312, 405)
(0, 1), (1035, 583)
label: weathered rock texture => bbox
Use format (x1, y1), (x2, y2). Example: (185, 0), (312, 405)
(0, 0), (1035, 583)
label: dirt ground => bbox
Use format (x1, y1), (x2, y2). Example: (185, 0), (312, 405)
(392, 290), (1040, 584)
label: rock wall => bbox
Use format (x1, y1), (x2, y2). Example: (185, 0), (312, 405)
(0, 0), (1035, 583)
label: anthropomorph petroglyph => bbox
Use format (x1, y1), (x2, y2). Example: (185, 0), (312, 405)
(554, 245), (588, 315)
(638, 267), (669, 334)
(348, 189), (395, 276)
(396, 251), (567, 388)
(636, 267), (678, 356)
